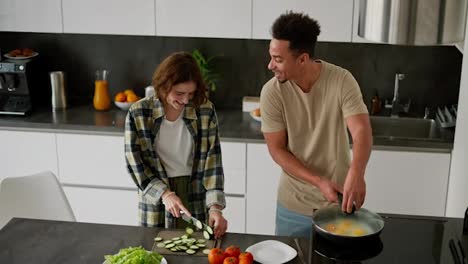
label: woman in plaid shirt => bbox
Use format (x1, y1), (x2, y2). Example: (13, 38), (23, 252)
(125, 52), (227, 239)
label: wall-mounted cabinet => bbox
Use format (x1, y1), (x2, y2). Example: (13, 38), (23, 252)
(62, 0), (155, 35)
(252, 0), (354, 42)
(155, 0), (251, 39)
(0, 0), (62, 33)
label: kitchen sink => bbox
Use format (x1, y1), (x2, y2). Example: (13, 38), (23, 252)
(370, 116), (440, 140)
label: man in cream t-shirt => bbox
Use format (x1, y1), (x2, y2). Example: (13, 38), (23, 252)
(260, 11), (373, 237)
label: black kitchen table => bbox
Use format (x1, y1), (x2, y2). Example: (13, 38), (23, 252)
(0, 218), (308, 264)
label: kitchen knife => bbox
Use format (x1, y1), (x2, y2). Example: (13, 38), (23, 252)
(180, 211), (203, 229)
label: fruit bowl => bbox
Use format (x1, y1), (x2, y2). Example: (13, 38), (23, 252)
(114, 101), (134, 111)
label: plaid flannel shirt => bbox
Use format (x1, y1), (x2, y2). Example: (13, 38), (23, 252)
(125, 96), (225, 227)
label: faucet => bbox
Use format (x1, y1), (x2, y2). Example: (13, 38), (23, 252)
(389, 73), (410, 117)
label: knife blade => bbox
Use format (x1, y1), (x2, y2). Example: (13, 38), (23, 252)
(180, 211), (203, 229)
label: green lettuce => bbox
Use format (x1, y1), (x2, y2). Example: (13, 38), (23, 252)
(104, 246), (163, 264)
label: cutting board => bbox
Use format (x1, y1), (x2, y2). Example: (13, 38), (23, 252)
(152, 229), (218, 257)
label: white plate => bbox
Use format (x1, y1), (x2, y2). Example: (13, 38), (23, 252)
(4, 52), (39, 60)
(246, 240), (297, 264)
(103, 256), (167, 264)
(249, 110), (261, 122)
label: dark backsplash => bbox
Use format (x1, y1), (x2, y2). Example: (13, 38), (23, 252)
(0, 31), (462, 115)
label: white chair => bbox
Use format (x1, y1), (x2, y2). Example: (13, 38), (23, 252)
(0, 171), (76, 229)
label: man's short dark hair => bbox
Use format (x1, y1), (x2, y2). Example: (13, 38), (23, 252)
(271, 11), (321, 58)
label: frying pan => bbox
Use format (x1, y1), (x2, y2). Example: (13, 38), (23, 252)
(311, 193), (385, 244)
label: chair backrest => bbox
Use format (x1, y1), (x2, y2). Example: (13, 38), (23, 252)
(0, 171), (76, 229)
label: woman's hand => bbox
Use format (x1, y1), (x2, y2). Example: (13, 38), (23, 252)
(161, 191), (190, 218)
(208, 208), (228, 239)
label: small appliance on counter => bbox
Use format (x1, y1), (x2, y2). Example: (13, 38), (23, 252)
(0, 59), (35, 115)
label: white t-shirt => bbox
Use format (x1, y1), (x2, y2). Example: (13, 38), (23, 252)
(154, 112), (193, 178)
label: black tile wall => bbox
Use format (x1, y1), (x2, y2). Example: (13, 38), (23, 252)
(0, 32), (462, 115)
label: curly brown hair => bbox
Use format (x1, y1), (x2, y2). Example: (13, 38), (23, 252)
(152, 51), (207, 108)
(271, 11), (321, 58)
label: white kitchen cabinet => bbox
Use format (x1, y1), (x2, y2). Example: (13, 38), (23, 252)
(252, 0), (354, 42)
(63, 186), (138, 226)
(62, 0), (155, 35)
(365, 150), (451, 217)
(155, 0), (251, 39)
(224, 196), (246, 233)
(246, 143), (282, 235)
(221, 142), (246, 195)
(56, 133), (134, 188)
(0, 0), (62, 33)
(0, 130), (58, 178)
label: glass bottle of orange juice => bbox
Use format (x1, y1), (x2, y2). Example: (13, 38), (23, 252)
(93, 70), (111, 111)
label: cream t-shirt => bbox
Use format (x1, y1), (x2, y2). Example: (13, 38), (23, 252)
(260, 60), (368, 215)
(154, 112), (193, 178)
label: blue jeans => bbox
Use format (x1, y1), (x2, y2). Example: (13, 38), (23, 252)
(275, 202), (314, 238)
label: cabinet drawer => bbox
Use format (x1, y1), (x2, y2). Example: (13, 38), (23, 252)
(57, 134), (134, 188)
(224, 196), (245, 233)
(63, 186), (138, 226)
(221, 142), (246, 195)
(0, 130), (58, 177)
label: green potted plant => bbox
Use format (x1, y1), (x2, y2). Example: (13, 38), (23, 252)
(192, 49), (220, 95)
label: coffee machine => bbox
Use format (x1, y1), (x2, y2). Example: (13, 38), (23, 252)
(0, 59), (34, 115)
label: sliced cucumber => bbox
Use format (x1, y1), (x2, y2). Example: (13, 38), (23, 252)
(196, 243), (206, 248)
(163, 240), (172, 244)
(165, 243), (175, 249)
(171, 237), (180, 241)
(196, 239), (206, 244)
(194, 220), (203, 230)
(181, 234), (189, 239)
(203, 230), (212, 240)
(170, 247), (178, 252)
(178, 245), (188, 251)
(204, 224), (214, 235)
(190, 245), (199, 250)
(154, 237), (163, 242)
(186, 249), (196, 255)
(185, 227), (194, 235)
(202, 249), (211, 255)
(156, 242), (165, 248)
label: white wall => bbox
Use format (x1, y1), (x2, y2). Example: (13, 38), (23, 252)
(446, 19), (468, 217)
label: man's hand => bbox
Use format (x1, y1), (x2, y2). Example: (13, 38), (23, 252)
(161, 191), (190, 218)
(208, 210), (228, 239)
(342, 169), (366, 213)
(317, 178), (342, 203)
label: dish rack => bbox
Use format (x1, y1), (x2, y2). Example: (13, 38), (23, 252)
(436, 105), (457, 128)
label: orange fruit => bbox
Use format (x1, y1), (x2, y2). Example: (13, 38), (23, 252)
(253, 108), (261, 117)
(114, 92), (127, 102)
(124, 89), (135, 96)
(126, 93), (139, 102)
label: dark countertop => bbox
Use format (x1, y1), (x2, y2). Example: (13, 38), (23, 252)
(0, 218), (308, 264)
(1, 216), (466, 264)
(0, 105), (454, 152)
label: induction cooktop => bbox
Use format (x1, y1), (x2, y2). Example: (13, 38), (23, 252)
(309, 214), (467, 264)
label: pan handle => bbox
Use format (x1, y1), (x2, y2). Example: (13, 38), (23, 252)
(337, 192), (356, 215)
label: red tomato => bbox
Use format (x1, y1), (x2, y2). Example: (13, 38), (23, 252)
(238, 252), (254, 264)
(223, 257), (239, 264)
(208, 248), (225, 264)
(225, 245), (241, 258)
